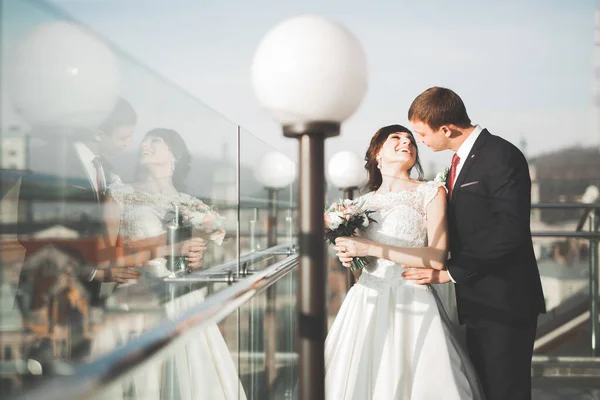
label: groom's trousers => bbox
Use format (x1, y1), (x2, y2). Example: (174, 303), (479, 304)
(465, 315), (538, 400)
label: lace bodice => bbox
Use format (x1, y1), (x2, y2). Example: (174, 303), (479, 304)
(357, 181), (445, 290)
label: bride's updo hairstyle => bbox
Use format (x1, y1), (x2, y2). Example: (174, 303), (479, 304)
(136, 128), (191, 192)
(363, 124), (424, 193)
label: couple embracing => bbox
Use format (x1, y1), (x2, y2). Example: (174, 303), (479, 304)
(325, 87), (546, 400)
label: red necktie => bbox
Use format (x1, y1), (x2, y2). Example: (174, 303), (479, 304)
(92, 156), (106, 202)
(447, 153), (461, 199)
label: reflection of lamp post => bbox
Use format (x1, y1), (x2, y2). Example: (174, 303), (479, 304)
(252, 15), (367, 400)
(254, 150), (296, 396)
(8, 21), (121, 377)
(254, 151), (296, 248)
(327, 151), (367, 289)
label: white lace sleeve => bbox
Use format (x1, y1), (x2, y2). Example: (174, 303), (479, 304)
(421, 181), (447, 211)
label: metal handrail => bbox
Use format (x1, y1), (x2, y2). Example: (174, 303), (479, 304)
(173, 242), (295, 279)
(14, 253), (300, 400)
(531, 203), (600, 209)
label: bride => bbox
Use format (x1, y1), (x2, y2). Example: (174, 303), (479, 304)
(92, 128), (245, 400)
(326, 125), (484, 399)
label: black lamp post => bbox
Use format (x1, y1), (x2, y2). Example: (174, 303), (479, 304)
(251, 15), (367, 400)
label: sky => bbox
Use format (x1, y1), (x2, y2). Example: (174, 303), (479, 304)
(2, 0), (597, 174)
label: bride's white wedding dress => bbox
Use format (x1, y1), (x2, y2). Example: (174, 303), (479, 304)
(91, 184), (246, 400)
(325, 181), (484, 400)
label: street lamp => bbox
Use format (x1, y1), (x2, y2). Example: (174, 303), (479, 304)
(327, 150), (367, 200)
(327, 150), (366, 289)
(251, 15), (367, 400)
(254, 151), (297, 248)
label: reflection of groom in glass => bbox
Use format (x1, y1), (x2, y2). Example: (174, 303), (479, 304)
(19, 98), (207, 307)
(17, 98), (139, 312)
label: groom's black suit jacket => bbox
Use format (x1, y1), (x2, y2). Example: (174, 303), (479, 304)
(17, 140), (108, 308)
(446, 129), (546, 324)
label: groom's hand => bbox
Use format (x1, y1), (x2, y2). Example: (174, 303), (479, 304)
(95, 267), (140, 283)
(402, 268), (451, 285)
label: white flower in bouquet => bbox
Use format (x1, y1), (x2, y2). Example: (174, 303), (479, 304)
(326, 212), (344, 230)
(362, 217), (370, 228)
(179, 200), (227, 246)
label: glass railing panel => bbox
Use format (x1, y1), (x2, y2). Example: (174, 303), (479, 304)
(83, 254), (298, 400)
(238, 128), (296, 258)
(237, 267), (298, 400)
(1, 0), (243, 396)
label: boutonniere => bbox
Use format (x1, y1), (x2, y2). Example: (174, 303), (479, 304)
(434, 167), (450, 185)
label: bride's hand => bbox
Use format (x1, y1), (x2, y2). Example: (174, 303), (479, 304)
(334, 237), (372, 258)
(183, 237), (207, 269)
(332, 247), (354, 268)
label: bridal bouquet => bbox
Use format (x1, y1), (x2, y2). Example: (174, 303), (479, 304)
(174, 199), (227, 246)
(324, 199), (376, 271)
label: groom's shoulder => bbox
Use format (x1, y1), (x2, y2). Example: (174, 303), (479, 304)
(482, 130), (527, 162)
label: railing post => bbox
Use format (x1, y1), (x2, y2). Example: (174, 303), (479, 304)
(264, 189), (279, 398)
(590, 208), (599, 356)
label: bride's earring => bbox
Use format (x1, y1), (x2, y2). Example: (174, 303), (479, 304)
(376, 156), (382, 170)
(171, 157), (176, 173)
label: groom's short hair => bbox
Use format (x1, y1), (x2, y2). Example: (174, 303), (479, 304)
(408, 87), (471, 131)
(98, 97), (137, 136)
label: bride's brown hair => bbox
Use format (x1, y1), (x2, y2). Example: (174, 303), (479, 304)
(363, 124), (424, 193)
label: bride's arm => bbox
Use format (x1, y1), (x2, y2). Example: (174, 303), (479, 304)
(335, 186), (448, 270)
(102, 194), (121, 251)
(96, 194), (166, 266)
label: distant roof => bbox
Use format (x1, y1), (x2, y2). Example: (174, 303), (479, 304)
(531, 146), (600, 180)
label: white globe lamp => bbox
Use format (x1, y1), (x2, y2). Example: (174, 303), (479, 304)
(251, 15), (367, 400)
(254, 151), (296, 189)
(582, 185), (600, 204)
(10, 21), (121, 132)
(254, 151), (296, 247)
(251, 14), (367, 136)
(327, 151), (366, 195)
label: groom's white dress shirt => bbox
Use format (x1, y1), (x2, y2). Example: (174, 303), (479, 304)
(74, 141), (106, 198)
(447, 125), (483, 283)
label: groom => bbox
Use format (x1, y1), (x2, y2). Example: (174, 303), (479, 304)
(403, 87), (545, 400)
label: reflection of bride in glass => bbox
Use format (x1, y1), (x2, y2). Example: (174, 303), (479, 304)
(93, 128), (246, 400)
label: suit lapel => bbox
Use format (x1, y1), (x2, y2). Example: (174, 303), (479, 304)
(451, 129), (490, 205)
